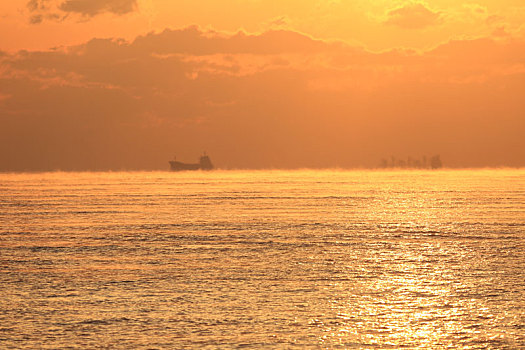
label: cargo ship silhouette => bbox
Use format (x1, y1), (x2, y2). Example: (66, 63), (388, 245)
(169, 153), (214, 171)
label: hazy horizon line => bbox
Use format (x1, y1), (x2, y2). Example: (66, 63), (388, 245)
(2, 166), (524, 175)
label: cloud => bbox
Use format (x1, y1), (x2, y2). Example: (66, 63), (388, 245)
(59, 0), (137, 17)
(26, 0), (137, 23)
(492, 26), (510, 38)
(385, 2), (442, 29)
(130, 26), (332, 56)
(1, 27), (524, 170)
(27, 0), (50, 12)
(26, 0), (62, 23)
(264, 16), (291, 29)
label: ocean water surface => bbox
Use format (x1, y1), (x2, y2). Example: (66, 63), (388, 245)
(1, 169), (524, 348)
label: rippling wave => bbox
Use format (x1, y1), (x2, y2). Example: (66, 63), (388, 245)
(1, 170), (524, 348)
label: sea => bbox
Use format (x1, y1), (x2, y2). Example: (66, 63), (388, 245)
(1, 169), (524, 349)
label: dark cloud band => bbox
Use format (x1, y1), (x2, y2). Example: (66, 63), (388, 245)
(26, 0), (137, 23)
(59, 0), (137, 17)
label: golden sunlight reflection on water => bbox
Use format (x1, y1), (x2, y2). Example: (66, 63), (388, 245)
(0, 169), (524, 348)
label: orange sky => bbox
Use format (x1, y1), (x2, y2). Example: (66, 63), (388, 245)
(0, 0), (524, 170)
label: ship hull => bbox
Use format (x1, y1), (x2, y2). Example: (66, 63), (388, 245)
(169, 155), (214, 171)
(169, 161), (202, 171)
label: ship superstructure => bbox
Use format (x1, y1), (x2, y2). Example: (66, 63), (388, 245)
(169, 154), (214, 171)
